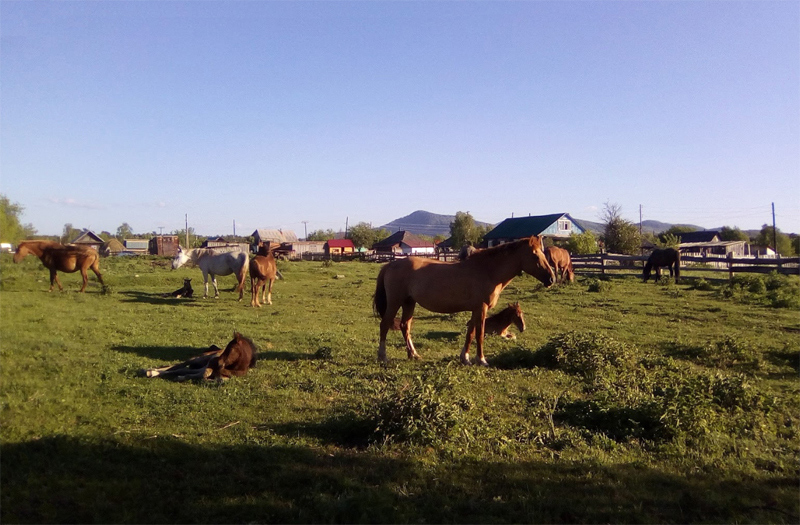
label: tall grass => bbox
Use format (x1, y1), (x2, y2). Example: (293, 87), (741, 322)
(1, 254), (798, 523)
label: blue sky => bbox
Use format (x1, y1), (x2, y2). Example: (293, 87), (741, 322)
(2, 1), (798, 237)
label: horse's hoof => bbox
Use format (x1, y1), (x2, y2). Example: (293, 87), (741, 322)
(476, 359), (490, 367)
(460, 355), (472, 366)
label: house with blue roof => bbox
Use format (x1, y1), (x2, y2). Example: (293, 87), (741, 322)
(483, 213), (586, 247)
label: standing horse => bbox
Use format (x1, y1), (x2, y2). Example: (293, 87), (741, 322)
(374, 236), (555, 366)
(643, 248), (681, 283)
(171, 246), (248, 300)
(545, 246), (574, 283)
(249, 250), (284, 307)
(13, 240), (104, 292)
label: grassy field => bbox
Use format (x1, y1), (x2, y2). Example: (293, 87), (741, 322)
(1, 253), (798, 523)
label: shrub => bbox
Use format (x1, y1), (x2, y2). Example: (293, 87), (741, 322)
(367, 370), (468, 446)
(587, 278), (612, 293)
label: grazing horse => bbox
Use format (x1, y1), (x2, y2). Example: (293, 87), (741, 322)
(141, 332), (257, 381)
(483, 302), (526, 340)
(545, 246), (574, 283)
(13, 240), (104, 292)
(171, 246), (248, 300)
(643, 247), (681, 283)
(249, 250), (284, 307)
(374, 236), (555, 366)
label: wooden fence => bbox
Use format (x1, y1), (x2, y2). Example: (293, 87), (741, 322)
(571, 253), (800, 278)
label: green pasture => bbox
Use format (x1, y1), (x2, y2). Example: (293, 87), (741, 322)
(1, 253), (798, 523)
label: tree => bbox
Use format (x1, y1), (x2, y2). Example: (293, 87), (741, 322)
(348, 222), (390, 250)
(449, 211), (490, 249)
(601, 202), (641, 255)
(791, 235), (799, 256)
(719, 226), (749, 242)
(171, 227), (202, 248)
(116, 222), (134, 240)
(755, 225), (793, 256)
(62, 223), (82, 244)
(307, 229), (337, 241)
(565, 230), (599, 255)
(0, 194), (36, 243)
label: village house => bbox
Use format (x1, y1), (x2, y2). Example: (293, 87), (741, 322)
(677, 231), (750, 258)
(326, 239), (355, 256)
(252, 229), (299, 251)
(69, 230), (104, 251)
(483, 213), (586, 247)
(373, 231), (436, 256)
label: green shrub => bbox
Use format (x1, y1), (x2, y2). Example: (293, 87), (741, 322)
(587, 278), (612, 293)
(690, 278), (715, 291)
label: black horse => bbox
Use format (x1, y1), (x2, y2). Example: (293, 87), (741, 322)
(643, 248), (681, 283)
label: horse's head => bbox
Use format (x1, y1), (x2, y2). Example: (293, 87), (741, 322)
(510, 302), (525, 333)
(12, 243), (28, 263)
(172, 246), (190, 269)
(522, 236), (556, 287)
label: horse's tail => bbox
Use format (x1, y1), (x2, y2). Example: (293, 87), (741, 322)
(373, 265), (388, 318)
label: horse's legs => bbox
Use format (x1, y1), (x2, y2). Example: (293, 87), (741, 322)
(250, 276), (260, 307)
(91, 261), (105, 286)
(378, 302), (402, 363)
(79, 267), (89, 293)
(211, 275), (220, 298)
(461, 319), (476, 365)
(202, 271), (210, 298)
(399, 300), (420, 360)
(654, 267), (662, 281)
(473, 305), (489, 366)
(49, 269), (63, 292)
(236, 271), (246, 302)
(266, 278), (274, 305)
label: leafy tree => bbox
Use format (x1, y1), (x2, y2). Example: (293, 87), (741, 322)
(719, 226), (749, 242)
(62, 223), (83, 244)
(0, 194), (36, 243)
(449, 211), (490, 249)
(307, 229), (337, 241)
(601, 202), (641, 255)
(348, 222), (390, 250)
(171, 227), (202, 248)
(791, 235), (799, 256)
(565, 230), (599, 255)
(116, 222), (134, 240)
(655, 233), (682, 248)
(755, 225), (793, 256)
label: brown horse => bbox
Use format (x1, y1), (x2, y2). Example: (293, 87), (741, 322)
(374, 236), (555, 366)
(13, 240), (105, 292)
(249, 250), (284, 307)
(545, 246), (574, 283)
(141, 332), (258, 381)
(484, 302), (526, 339)
(643, 247), (681, 283)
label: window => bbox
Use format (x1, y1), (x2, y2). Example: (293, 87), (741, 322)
(558, 220), (571, 231)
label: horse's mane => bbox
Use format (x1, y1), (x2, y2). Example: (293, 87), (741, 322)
(465, 238), (535, 262)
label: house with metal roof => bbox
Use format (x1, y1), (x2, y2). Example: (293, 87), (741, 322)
(483, 213), (586, 247)
(252, 229), (299, 247)
(326, 239), (355, 256)
(69, 230), (104, 251)
(373, 231), (435, 255)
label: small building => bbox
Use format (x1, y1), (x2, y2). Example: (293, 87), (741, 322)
(69, 230), (104, 251)
(102, 239), (125, 257)
(149, 235), (179, 256)
(483, 213), (586, 247)
(124, 239), (149, 255)
(679, 240), (750, 258)
(202, 236), (229, 249)
(273, 241), (326, 260)
(326, 239), (355, 256)
(677, 231), (720, 244)
(373, 231), (435, 256)
(252, 229), (299, 248)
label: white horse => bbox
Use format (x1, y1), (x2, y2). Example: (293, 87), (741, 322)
(171, 246), (248, 300)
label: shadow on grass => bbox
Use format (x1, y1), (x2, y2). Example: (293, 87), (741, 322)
(112, 344), (212, 362)
(118, 291), (198, 306)
(2, 436), (797, 524)
(489, 346), (554, 370)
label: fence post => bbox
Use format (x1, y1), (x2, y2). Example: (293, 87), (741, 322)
(727, 253), (734, 280)
(601, 253), (606, 276)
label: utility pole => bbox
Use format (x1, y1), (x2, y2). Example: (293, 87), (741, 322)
(185, 214), (189, 247)
(233, 220), (236, 237)
(302, 221), (308, 240)
(639, 205), (643, 255)
(345, 217), (349, 238)
(772, 202), (778, 257)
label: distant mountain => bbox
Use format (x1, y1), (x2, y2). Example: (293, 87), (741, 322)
(381, 211), (717, 238)
(380, 210), (494, 238)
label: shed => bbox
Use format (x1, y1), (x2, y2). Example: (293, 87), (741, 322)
(124, 239), (149, 254)
(326, 239), (355, 256)
(149, 235), (179, 256)
(69, 230), (104, 251)
(252, 229), (299, 250)
(677, 231), (720, 244)
(373, 231), (435, 255)
(483, 213), (586, 247)
(273, 241), (326, 260)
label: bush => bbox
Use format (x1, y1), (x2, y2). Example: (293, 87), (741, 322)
(587, 278), (612, 293)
